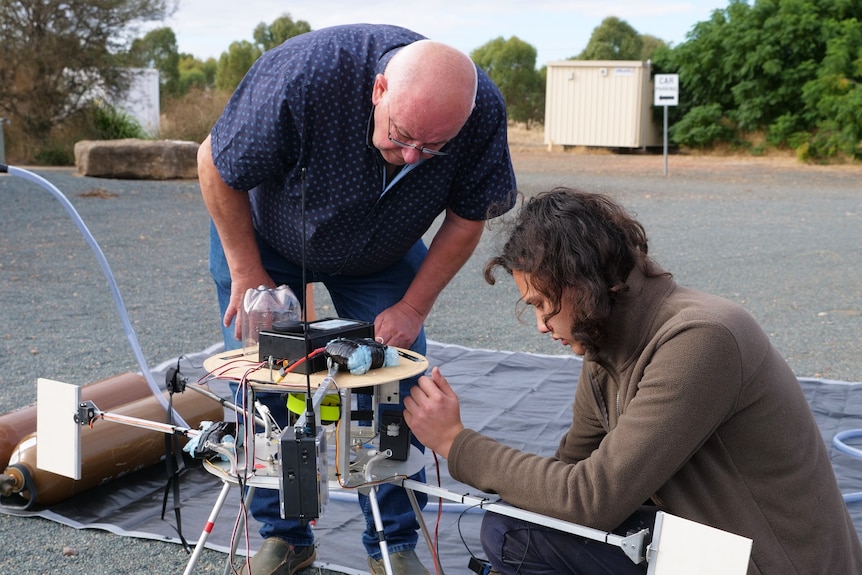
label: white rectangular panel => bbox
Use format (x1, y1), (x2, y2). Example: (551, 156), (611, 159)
(36, 378), (82, 479)
(648, 511), (752, 575)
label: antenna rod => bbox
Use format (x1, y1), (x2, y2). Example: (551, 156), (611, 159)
(300, 167), (315, 437)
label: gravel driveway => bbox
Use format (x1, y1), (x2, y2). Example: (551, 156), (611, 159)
(0, 148), (860, 573)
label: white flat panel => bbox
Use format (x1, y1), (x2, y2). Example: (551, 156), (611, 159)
(36, 378), (82, 479)
(648, 512), (752, 575)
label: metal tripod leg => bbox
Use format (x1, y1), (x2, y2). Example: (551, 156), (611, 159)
(183, 480), (232, 575)
(406, 487), (444, 575)
(366, 451), (394, 575)
(368, 483), (394, 575)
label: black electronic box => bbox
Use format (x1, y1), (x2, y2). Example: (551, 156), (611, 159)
(258, 317), (374, 374)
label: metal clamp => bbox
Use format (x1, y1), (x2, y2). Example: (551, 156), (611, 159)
(73, 400), (98, 426)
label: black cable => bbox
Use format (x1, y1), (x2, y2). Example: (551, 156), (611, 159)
(513, 524), (530, 575)
(300, 167), (315, 438)
(457, 502), (499, 574)
(456, 501), (486, 559)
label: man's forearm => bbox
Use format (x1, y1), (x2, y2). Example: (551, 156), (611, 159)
(198, 136), (263, 277)
(401, 210), (484, 317)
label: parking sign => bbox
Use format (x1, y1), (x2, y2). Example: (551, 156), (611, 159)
(654, 74), (679, 106)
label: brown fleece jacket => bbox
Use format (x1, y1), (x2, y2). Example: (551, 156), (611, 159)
(448, 267), (862, 574)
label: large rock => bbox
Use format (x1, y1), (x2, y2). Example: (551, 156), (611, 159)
(74, 139), (199, 180)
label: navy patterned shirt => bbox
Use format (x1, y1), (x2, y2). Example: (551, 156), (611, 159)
(210, 24), (516, 276)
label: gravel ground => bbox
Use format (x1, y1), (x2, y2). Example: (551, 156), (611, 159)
(0, 147), (860, 573)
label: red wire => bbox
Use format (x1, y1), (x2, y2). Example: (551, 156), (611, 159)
(280, 346), (326, 375)
(433, 450), (443, 574)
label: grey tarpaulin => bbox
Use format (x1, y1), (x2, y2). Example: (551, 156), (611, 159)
(2, 341), (861, 574)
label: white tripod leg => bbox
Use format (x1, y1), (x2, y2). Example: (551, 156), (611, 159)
(184, 480), (232, 575)
(366, 450), (394, 575)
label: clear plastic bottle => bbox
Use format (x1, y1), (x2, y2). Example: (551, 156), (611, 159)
(240, 285), (302, 356)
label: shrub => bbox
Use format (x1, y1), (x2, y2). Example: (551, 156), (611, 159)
(91, 104), (148, 140)
(34, 147), (74, 166)
(670, 103), (735, 149)
(803, 121), (862, 163)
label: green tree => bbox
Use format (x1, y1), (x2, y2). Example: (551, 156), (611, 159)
(127, 27), (181, 97)
(215, 40), (261, 92)
(798, 18), (862, 159)
(213, 15), (313, 92)
(653, 5), (742, 128)
(253, 13), (311, 52)
(0, 0), (176, 141)
(472, 36), (545, 126)
(577, 17), (644, 60)
(658, 0), (862, 159)
(640, 34), (667, 62)
(178, 54), (217, 92)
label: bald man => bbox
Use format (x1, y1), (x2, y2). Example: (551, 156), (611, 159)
(198, 24), (516, 575)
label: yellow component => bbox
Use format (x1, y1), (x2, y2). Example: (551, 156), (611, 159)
(287, 392), (340, 423)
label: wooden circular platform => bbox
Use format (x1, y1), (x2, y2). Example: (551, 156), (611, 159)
(202, 347), (428, 391)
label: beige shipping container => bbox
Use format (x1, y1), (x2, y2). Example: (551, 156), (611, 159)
(544, 60), (661, 149)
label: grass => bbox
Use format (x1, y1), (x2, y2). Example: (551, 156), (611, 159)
(159, 89), (232, 144)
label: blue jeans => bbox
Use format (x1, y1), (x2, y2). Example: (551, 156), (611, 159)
(480, 506), (655, 575)
(209, 222), (428, 557)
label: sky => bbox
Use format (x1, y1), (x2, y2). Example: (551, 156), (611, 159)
(161, 0), (733, 65)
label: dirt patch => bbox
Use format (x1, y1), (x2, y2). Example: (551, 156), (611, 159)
(78, 187), (119, 199)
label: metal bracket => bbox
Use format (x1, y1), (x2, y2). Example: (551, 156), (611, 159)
(619, 527), (650, 564)
(74, 400), (98, 426)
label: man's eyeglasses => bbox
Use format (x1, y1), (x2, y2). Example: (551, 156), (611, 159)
(387, 110), (449, 157)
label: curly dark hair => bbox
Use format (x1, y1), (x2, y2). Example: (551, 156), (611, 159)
(484, 187), (666, 353)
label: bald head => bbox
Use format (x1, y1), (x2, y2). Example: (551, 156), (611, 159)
(383, 40), (477, 129)
(370, 40), (478, 164)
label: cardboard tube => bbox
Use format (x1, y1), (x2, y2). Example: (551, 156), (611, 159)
(0, 386), (224, 509)
(0, 372), (152, 469)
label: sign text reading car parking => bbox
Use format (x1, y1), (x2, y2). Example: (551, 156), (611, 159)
(654, 74), (679, 107)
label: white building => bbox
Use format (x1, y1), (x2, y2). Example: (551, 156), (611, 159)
(544, 60), (660, 149)
(116, 68), (160, 136)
